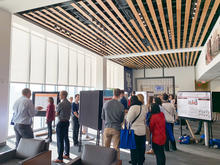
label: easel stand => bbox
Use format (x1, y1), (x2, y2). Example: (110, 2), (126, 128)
(78, 124), (102, 152)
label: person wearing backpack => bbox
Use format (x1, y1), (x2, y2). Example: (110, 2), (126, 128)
(127, 95), (148, 165)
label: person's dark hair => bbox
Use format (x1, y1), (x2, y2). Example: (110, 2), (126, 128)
(61, 90), (68, 98)
(75, 94), (79, 98)
(163, 93), (169, 101)
(169, 94), (174, 100)
(151, 103), (161, 114)
(130, 96), (142, 106)
(131, 91), (136, 95)
(22, 88), (31, 96)
(120, 90), (124, 94)
(147, 96), (154, 105)
(49, 97), (54, 104)
(114, 88), (121, 97)
(155, 97), (162, 105)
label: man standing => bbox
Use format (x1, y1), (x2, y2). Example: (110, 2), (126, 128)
(102, 88), (124, 159)
(120, 90), (128, 113)
(54, 91), (72, 163)
(13, 88), (42, 148)
(72, 94), (80, 146)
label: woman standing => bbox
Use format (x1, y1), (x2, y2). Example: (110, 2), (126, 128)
(127, 95), (147, 165)
(46, 97), (55, 142)
(150, 103), (166, 165)
(146, 96), (154, 154)
(162, 93), (177, 151)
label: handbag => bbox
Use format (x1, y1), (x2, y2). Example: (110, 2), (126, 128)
(119, 106), (142, 149)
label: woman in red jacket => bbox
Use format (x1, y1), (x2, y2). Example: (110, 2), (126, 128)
(46, 97), (55, 142)
(150, 103), (166, 165)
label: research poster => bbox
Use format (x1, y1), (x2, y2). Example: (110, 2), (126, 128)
(33, 92), (59, 111)
(136, 91), (154, 105)
(177, 92), (211, 121)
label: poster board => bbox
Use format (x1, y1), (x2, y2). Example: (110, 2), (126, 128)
(177, 91), (212, 121)
(79, 90), (103, 130)
(103, 90), (113, 104)
(33, 92), (60, 116)
(136, 91), (154, 105)
(212, 92), (220, 113)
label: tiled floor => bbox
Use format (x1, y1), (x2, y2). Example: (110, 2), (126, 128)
(2, 121), (220, 165)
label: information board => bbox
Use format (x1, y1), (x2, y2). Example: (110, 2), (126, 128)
(177, 91), (211, 121)
(33, 92), (60, 116)
(136, 91), (154, 105)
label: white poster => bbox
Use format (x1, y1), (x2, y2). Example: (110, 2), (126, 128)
(177, 92), (211, 120)
(34, 93), (59, 111)
(136, 91), (154, 105)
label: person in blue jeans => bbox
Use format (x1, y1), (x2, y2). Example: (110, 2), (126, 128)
(54, 91), (72, 163)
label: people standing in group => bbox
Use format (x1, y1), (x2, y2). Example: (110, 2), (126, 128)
(46, 97), (55, 142)
(150, 103), (166, 165)
(127, 95), (148, 165)
(102, 88), (124, 159)
(54, 91), (72, 163)
(72, 94), (80, 146)
(162, 93), (177, 151)
(120, 90), (128, 113)
(12, 88), (43, 148)
(146, 96), (155, 154)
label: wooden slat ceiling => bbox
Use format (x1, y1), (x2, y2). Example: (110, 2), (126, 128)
(18, 0), (220, 69)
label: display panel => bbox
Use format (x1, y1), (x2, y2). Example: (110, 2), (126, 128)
(212, 92), (220, 113)
(32, 92), (60, 116)
(136, 91), (154, 105)
(177, 91), (211, 121)
(79, 90), (103, 130)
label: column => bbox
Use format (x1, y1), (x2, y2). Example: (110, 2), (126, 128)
(0, 9), (12, 146)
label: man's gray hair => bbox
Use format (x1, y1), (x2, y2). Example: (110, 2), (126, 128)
(22, 88), (31, 96)
(61, 90), (68, 98)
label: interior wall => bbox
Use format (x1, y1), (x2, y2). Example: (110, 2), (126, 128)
(196, 17), (220, 81)
(0, 9), (11, 145)
(210, 79), (220, 91)
(133, 66), (195, 94)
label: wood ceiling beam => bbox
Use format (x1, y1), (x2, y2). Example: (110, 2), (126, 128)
(156, 0), (174, 67)
(75, 2), (144, 67)
(126, 0), (163, 67)
(191, 0), (212, 65)
(71, 3), (129, 54)
(69, 3), (135, 65)
(183, 0), (192, 66)
(96, 0), (145, 52)
(29, 12), (103, 54)
(137, 0), (172, 68)
(105, 0), (160, 68)
(176, 0), (182, 67)
(166, 0), (179, 67)
(130, 19), (145, 39)
(54, 6), (123, 55)
(23, 14), (103, 56)
(188, 0), (201, 65)
(84, 0), (138, 53)
(36, 10), (113, 56)
(145, 0), (171, 67)
(192, 0), (211, 48)
(193, 0), (220, 65)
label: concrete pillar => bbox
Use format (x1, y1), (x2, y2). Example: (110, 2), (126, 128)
(102, 58), (107, 90)
(204, 122), (209, 147)
(0, 9), (11, 146)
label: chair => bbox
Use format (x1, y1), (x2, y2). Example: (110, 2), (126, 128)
(0, 138), (51, 165)
(67, 144), (120, 165)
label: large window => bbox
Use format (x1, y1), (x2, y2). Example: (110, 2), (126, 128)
(8, 83), (27, 136)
